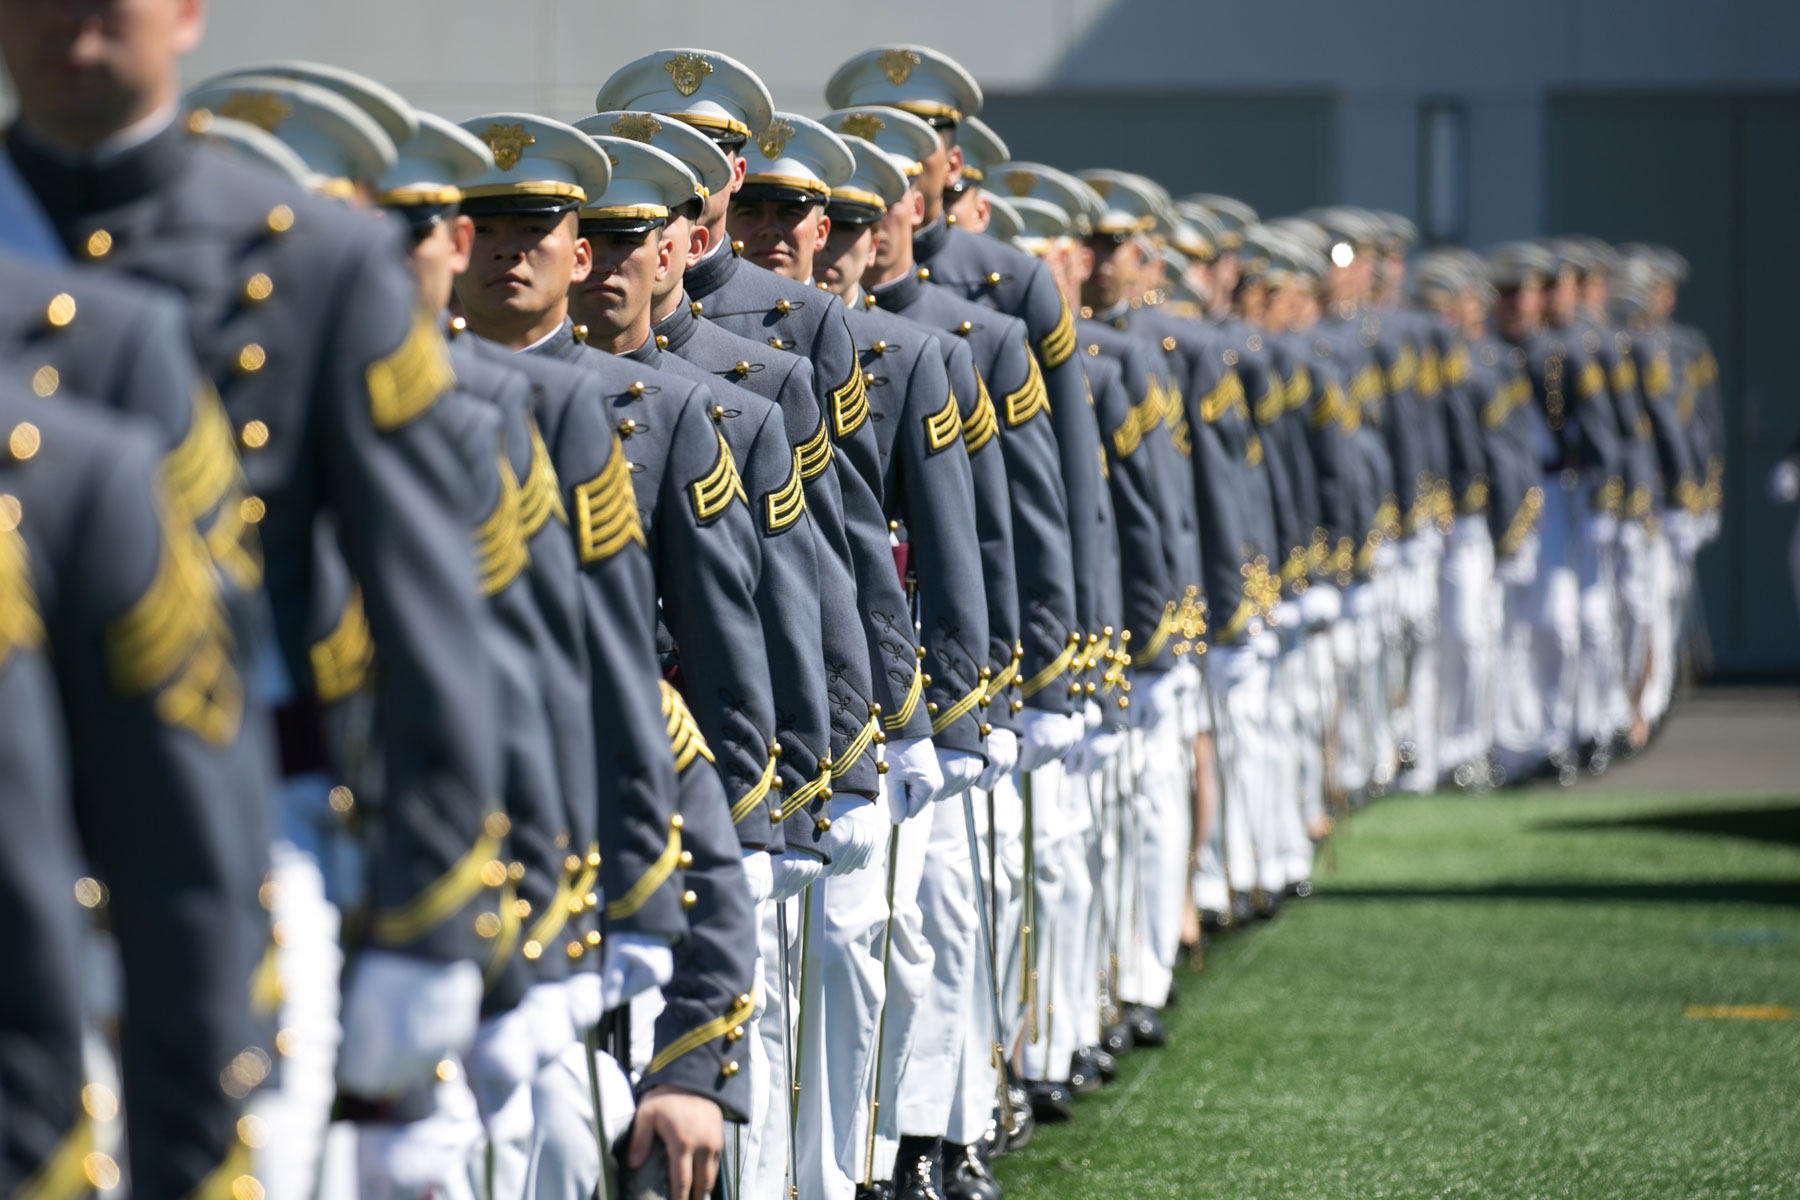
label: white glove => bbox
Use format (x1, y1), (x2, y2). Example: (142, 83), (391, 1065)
(600, 933), (673, 1013)
(1129, 668), (1185, 732)
(1016, 708), (1084, 772)
(1064, 727), (1123, 777)
(740, 847), (774, 907)
(1495, 531), (1539, 584)
(464, 1003), (540, 1119)
(884, 735), (944, 822)
(1250, 629), (1280, 661)
(1299, 582), (1341, 627)
(562, 970), (604, 1035)
(1205, 643), (1260, 692)
(823, 793), (882, 876)
(1769, 460), (1800, 504)
(335, 950), (483, 1099)
(935, 749), (984, 800)
(519, 980), (577, 1064)
(1584, 512), (1619, 545)
(976, 728), (1018, 791)
(769, 852), (825, 900)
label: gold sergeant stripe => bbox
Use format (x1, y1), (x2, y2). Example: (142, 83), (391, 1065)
(1003, 352), (1050, 427)
(1498, 486), (1545, 557)
(574, 434), (644, 562)
(1576, 359), (1606, 400)
(730, 752), (779, 827)
(1285, 366), (1312, 412)
(202, 485), (263, 591)
(606, 823), (682, 921)
(765, 451), (807, 532)
(1255, 381), (1284, 426)
(691, 430), (748, 522)
(0, 524), (44, 673)
(832, 353), (869, 437)
(882, 662), (926, 731)
(924, 386), (964, 453)
(1202, 372), (1247, 424)
(962, 375), (999, 453)
(647, 989), (758, 1076)
(1038, 299), (1075, 369)
(931, 679), (986, 735)
(475, 454), (530, 596)
(370, 828), (503, 946)
(15, 1114), (93, 1200)
(161, 385), (237, 520)
(367, 311), (454, 432)
(519, 420), (567, 536)
(831, 717), (878, 779)
(661, 681), (715, 773)
(311, 586), (374, 704)
(795, 416), (834, 479)
(1111, 412), (1143, 460)
(1021, 637), (1079, 698)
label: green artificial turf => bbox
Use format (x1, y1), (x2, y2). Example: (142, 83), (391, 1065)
(994, 787), (1800, 1199)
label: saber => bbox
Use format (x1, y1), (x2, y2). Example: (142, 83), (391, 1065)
(775, 899), (801, 1200)
(1021, 769), (1039, 1045)
(862, 826), (903, 1189)
(585, 1021), (612, 1200)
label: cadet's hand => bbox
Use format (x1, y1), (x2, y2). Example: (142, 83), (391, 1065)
(740, 848), (774, 907)
(600, 933), (674, 1012)
(934, 749), (985, 800)
(884, 735), (944, 822)
(335, 950), (482, 1099)
(823, 794), (882, 875)
(629, 1085), (722, 1200)
(976, 728), (1019, 791)
(464, 1002), (539, 1118)
(1017, 709), (1084, 771)
(770, 851), (826, 899)
(1064, 727), (1124, 777)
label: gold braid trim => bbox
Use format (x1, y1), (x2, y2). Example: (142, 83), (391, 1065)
(310, 587), (373, 704)
(249, 939), (282, 1017)
(831, 717), (878, 779)
(1021, 634), (1080, 699)
(729, 751), (779, 827)
(1213, 596), (1256, 644)
(475, 453), (530, 596)
(1254, 380), (1284, 426)
(370, 823), (505, 946)
(986, 646), (1023, 701)
(646, 990), (757, 1076)
(1201, 373), (1247, 424)
(832, 351), (869, 437)
(1003, 352), (1051, 428)
(691, 430), (748, 522)
(781, 762), (832, 818)
(924, 386), (964, 453)
(605, 822), (682, 921)
(1285, 365), (1313, 412)
(764, 451), (807, 533)
(1497, 486), (1545, 557)
(1140, 601), (1178, 663)
(882, 660), (926, 731)
(15, 1115), (93, 1200)
(660, 681), (715, 773)
(795, 416), (834, 480)
(931, 679), (986, 735)
(484, 881), (522, 986)
(161, 385), (237, 521)
(524, 866), (577, 957)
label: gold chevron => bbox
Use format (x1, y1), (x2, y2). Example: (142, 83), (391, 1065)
(475, 452), (530, 596)
(519, 419), (566, 536)
(832, 354), (869, 437)
(1004, 351), (1050, 427)
(1039, 298), (1076, 369)
(605, 820), (682, 921)
(924, 386), (964, 453)
(831, 716), (878, 779)
(962, 374), (999, 453)
(931, 680), (986, 735)
(646, 991), (757, 1076)
(795, 415), (834, 479)
(574, 434), (644, 563)
(883, 660), (925, 731)
(660, 680), (715, 774)
(730, 750), (779, 827)
(367, 311), (454, 432)
(310, 586), (374, 704)
(765, 450), (807, 532)
(161, 384), (237, 521)
(1021, 634), (1080, 699)
(1285, 365), (1313, 412)
(691, 429), (748, 522)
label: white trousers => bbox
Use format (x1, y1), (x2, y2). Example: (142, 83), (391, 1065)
(519, 1041), (636, 1199)
(1438, 516), (1497, 773)
(1117, 679), (1194, 1006)
(947, 790), (1008, 1148)
(1018, 758), (1087, 1082)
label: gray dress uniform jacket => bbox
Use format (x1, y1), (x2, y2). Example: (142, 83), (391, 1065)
(655, 294), (884, 810)
(684, 246), (928, 764)
(1630, 327), (1704, 516)
(871, 267), (1084, 722)
(7, 118), (507, 972)
(0, 388), (264, 1198)
(914, 218), (1107, 646)
(467, 337), (687, 947)
(530, 320), (782, 852)
(844, 300), (991, 759)
(1077, 352), (1131, 708)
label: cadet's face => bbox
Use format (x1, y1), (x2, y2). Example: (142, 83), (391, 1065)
(1549, 266), (1580, 324)
(914, 130), (954, 223)
(1581, 274), (1608, 316)
(1212, 252), (1241, 300)
(729, 198), (826, 282)
(459, 210), (590, 324)
(0, 0), (204, 146)
(1238, 278), (1268, 323)
(1083, 236), (1141, 308)
(866, 184), (923, 283)
(816, 220), (877, 302)
(570, 226), (666, 337)
(1494, 281), (1542, 338)
(1184, 258), (1213, 299)
(945, 186), (986, 232)
(407, 213), (474, 318)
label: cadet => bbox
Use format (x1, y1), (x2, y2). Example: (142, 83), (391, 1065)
(942, 113), (1008, 234)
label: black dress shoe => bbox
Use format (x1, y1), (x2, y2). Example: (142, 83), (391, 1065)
(1121, 1002), (1167, 1048)
(1090, 1045), (1119, 1083)
(1229, 892), (1256, 926)
(856, 1185), (895, 1200)
(1067, 1047), (1102, 1094)
(1101, 1021), (1133, 1057)
(1285, 879), (1314, 899)
(1251, 889), (1283, 920)
(940, 1142), (1003, 1200)
(894, 1136), (944, 1200)
(1002, 1081), (1035, 1151)
(1025, 1079), (1075, 1123)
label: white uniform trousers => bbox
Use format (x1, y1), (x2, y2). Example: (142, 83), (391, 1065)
(746, 893), (798, 1200)
(1268, 627), (1316, 886)
(1397, 535), (1443, 792)
(1438, 516), (1497, 774)
(867, 809), (934, 1182)
(1574, 501), (1628, 748)
(519, 1040), (637, 1199)
(946, 789), (1010, 1148)
(1018, 758), (1088, 1082)
(1331, 596), (1373, 797)
(990, 775), (1028, 1060)
(1643, 523), (1681, 726)
(894, 795), (982, 1144)
(1117, 673), (1195, 1007)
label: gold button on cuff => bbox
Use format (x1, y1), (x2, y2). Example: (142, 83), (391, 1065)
(681, 890), (698, 908)
(240, 419), (270, 449)
(485, 812), (512, 838)
(267, 205), (295, 234)
(721, 1061), (740, 1077)
(239, 496), (266, 524)
(474, 912), (502, 938)
(46, 293), (77, 327)
(8, 423), (40, 461)
(670, 814), (685, 830)
(678, 851), (695, 868)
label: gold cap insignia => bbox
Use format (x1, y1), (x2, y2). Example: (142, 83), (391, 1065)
(1004, 170), (1037, 198)
(838, 112), (886, 141)
(610, 113), (663, 143)
(756, 118), (795, 160)
(1087, 177), (1113, 198)
(218, 92), (291, 134)
(664, 53), (714, 98)
(879, 49), (921, 85)
(480, 123), (536, 171)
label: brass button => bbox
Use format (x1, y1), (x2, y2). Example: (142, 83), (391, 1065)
(670, 813), (684, 830)
(31, 366), (58, 397)
(711, 404), (725, 420)
(721, 1061), (740, 1077)
(656, 335), (669, 350)
(815, 817), (832, 833)
(243, 273), (274, 303)
(678, 851), (694, 868)
(627, 381), (645, 397)
(733, 360), (750, 376)
(236, 343), (267, 373)
(240, 420), (270, 449)
(957, 320), (972, 334)
(45, 293), (76, 327)
(8, 423), (40, 461)
(986, 271), (1001, 284)
(690, 300), (704, 316)
(618, 418), (637, 436)
(267, 205), (295, 234)
(774, 299), (791, 314)
(573, 324), (590, 342)
(871, 340), (888, 354)
(474, 912), (502, 938)
(917, 267), (931, 281)
(726, 1025), (745, 1042)
(681, 890), (698, 909)
(84, 230), (113, 259)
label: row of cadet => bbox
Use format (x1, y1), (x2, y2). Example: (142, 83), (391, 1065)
(0, 20), (1720, 1200)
